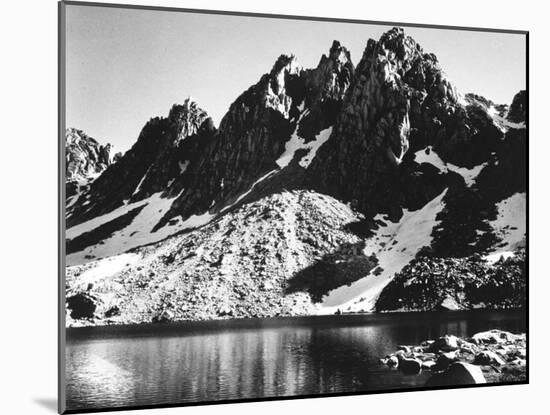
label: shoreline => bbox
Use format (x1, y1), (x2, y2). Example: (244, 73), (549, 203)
(66, 308), (527, 336)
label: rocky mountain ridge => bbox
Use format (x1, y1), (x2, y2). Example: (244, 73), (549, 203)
(65, 27), (527, 326)
(65, 128), (121, 199)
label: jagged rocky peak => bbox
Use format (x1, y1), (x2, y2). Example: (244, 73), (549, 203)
(263, 54), (303, 118)
(306, 27), (489, 218)
(168, 97), (210, 142)
(217, 54), (302, 132)
(352, 27), (461, 161)
(66, 98), (215, 226)
(153, 47), (355, 229)
(507, 90), (526, 123)
(270, 54), (303, 84)
(304, 40), (354, 105)
(328, 39), (351, 63)
(66, 128), (120, 182)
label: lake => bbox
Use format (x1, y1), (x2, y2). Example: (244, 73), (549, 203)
(65, 310), (526, 411)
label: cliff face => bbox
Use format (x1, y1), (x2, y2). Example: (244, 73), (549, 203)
(65, 28), (527, 326)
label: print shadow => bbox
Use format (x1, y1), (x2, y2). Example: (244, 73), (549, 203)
(33, 398), (57, 413)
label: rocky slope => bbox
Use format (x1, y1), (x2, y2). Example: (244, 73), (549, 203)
(66, 190), (374, 325)
(65, 27), (527, 326)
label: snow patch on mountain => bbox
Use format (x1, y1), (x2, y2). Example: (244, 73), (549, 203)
(414, 147), (487, 187)
(132, 167), (151, 196)
(488, 192), (526, 252)
(67, 190), (215, 266)
(299, 127), (333, 168)
(178, 160), (189, 174)
(222, 170), (278, 213)
(66, 194), (80, 210)
(488, 106), (526, 132)
(170, 211), (216, 232)
(67, 200), (149, 241)
(276, 111), (333, 169)
(318, 188), (448, 313)
(276, 111), (309, 168)
(72, 253), (140, 290)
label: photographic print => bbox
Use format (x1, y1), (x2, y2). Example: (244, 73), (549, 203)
(59, 1), (528, 413)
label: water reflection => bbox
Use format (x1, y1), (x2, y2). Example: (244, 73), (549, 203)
(66, 310), (526, 411)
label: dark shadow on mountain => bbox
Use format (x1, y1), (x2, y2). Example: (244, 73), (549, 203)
(285, 241), (378, 302)
(342, 218), (379, 239)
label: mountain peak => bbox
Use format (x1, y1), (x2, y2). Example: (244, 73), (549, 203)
(168, 98), (209, 142)
(328, 40), (351, 63)
(375, 27), (425, 59)
(65, 128), (117, 182)
(270, 54), (302, 77)
(303, 40), (354, 107)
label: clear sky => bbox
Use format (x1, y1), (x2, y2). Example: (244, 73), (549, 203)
(65, 4), (526, 153)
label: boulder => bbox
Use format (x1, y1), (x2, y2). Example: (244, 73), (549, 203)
(514, 348), (527, 359)
(398, 357), (422, 375)
(152, 309), (174, 323)
(429, 335), (460, 352)
(474, 351), (506, 366)
(104, 305), (120, 318)
(433, 351), (459, 371)
(471, 330), (517, 345)
(422, 360), (437, 370)
(426, 362), (486, 386)
(415, 352), (436, 361)
(508, 358), (526, 367)
(459, 341), (478, 354)
(397, 345), (412, 354)
(385, 355), (399, 367)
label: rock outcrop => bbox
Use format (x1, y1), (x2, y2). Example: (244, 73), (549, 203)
(375, 250), (526, 312)
(506, 90), (527, 123)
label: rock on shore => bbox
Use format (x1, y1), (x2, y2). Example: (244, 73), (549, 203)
(380, 330), (526, 385)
